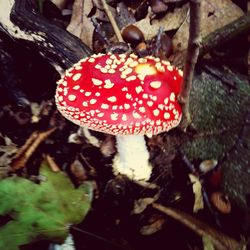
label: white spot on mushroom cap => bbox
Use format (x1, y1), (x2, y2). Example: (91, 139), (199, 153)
(126, 93), (132, 99)
(122, 114), (127, 121)
(170, 92), (175, 102)
(82, 101), (88, 107)
(133, 112), (141, 119)
(126, 75), (137, 81)
(122, 87), (128, 91)
(97, 112), (104, 117)
(124, 103), (130, 109)
(164, 112), (170, 119)
(95, 64), (102, 69)
(68, 94), (76, 101)
(167, 65), (173, 71)
(135, 86), (143, 94)
(92, 78), (102, 86)
(73, 85), (80, 90)
(101, 104), (109, 109)
(147, 101), (153, 107)
(104, 79), (114, 89)
(100, 68), (108, 73)
(111, 113), (119, 121)
(90, 99), (97, 104)
(150, 81), (162, 89)
(73, 73), (81, 81)
(85, 92), (91, 96)
(107, 96), (117, 102)
(139, 107), (146, 113)
(58, 96), (63, 102)
(153, 109), (160, 116)
(108, 69), (116, 73)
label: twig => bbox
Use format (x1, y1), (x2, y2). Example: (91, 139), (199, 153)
(178, 0), (202, 130)
(11, 128), (57, 170)
(152, 203), (245, 250)
(100, 0), (124, 42)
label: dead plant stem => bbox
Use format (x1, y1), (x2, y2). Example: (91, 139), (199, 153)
(178, 0), (202, 130)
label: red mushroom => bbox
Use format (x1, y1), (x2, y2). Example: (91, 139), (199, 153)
(55, 53), (183, 181)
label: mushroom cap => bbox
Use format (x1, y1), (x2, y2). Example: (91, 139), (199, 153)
(55, 53), (183, 136)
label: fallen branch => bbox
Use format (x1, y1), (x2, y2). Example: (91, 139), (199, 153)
(0, 0), (92, 72)
(152, 203), (246, 250)
(200, 12), (250, 56)
(178, 0), (202, 130)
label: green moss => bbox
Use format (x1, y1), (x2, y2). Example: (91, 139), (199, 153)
(0, 162), (93, 250)
(181, 67), (250, 209)
(182, 70), (250, 160)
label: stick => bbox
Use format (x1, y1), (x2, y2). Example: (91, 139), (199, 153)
(178, 0), (202, 130)
(100, 0), (124, 42)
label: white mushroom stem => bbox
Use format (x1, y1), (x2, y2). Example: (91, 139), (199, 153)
(112, 135), (152, 181)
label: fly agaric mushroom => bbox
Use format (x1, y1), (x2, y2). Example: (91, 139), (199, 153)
(55, 53), (183, 181)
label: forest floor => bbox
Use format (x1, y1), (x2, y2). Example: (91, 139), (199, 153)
(0, 0), (249, 250)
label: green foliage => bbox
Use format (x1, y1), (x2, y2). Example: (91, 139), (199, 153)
(0, 162), (93, 250)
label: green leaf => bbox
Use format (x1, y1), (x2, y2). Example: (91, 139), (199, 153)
(0, 161), (93, 250)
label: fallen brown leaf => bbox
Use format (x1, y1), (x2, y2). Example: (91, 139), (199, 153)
(140, 213), (165, 235)
(172, 0), (244, 51)
(67, 0), (95, 49)
(134, 3), (189, 41)
(133, 197), (155, 214)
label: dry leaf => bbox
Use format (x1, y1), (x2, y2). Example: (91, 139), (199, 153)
(140, 213), (165, 235)
(172, 0), (244, 51)
(0, 135), (18, 167)
(210, 192), (231, 214)
(134, 3), (189, 41)
(11, 128), (56, 170)
(189, 174), (204, 213)
(70, 159), (87, 182)
(133, 197), (155, 214)
(67, 0), (95, 49)
(100, 135), (116, 157)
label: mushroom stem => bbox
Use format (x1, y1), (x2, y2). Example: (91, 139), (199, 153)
(112, 135), (152, 181)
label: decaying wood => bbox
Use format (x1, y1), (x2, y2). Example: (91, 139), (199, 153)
(0, 0), (92, 72)
(178, 0), (202, 130)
